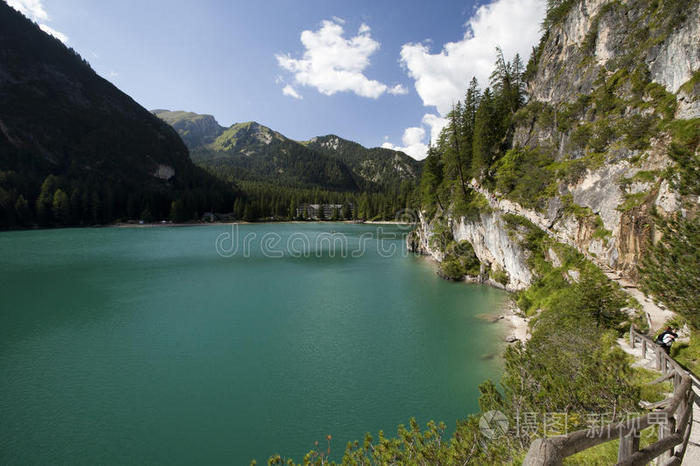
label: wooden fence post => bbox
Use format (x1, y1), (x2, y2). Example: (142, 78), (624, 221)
(630, 326), (635, 349)
(618, 428), (639, 463)
(656, 417), (675, 465)
(522, 438), (562, 466)
(642, 339), (647, 360)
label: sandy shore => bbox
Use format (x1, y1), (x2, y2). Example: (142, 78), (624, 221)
(500, 299), (530, 343)
(363, 220), (413, 225)
(478, 300), (529, 343)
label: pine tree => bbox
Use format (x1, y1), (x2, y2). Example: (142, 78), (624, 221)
(36, 175), (57, 226)
(420, 147), (445, 210)
(91, 191), (101, 224)
(70, 188), (81, 225)
(52, 189), (70, 225)
(640, 216), (700, 328)
(471, 88), (498, 177)
(0, 186), (15, 227)
(140, 206), (153, 223)
(445, 103), (469, 198)
(14, 194), (31, 226)
(462, 77), (480, 176)
(243, 203), (253, 222)
(170, 199), (187, 223)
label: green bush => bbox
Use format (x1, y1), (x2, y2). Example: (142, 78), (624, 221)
(491, 148), (557, 211)
(439, 256), (466, 280)
(451, 240), (482, 276)
(491, 268), (510, 285)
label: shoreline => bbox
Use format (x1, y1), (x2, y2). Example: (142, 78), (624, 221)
(415, 254), (530, 344)
(113, 220), (414, 228)
(1, 220), (415, 233)
(500, 299), (530, 343)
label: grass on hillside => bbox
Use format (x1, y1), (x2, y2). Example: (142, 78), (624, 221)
(672, 332), (700, 374)
(563, 366), (672, 465)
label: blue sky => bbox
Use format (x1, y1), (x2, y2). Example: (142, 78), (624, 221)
(8, 0), (546, 158)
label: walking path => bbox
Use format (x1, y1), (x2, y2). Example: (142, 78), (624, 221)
(469, 182), (674, 333)
(471, 183), (696, 460)
(618, 336), (700, 464)
(604, 270), (675, 333)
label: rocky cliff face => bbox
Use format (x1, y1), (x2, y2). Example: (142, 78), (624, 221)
(413, 0), (698, 290)
(527, 0), (699, 108)
(410, 210), (533, 291)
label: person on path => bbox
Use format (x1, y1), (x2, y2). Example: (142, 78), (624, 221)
(656, 326), (678, 354)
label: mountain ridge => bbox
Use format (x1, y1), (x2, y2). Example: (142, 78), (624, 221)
(152, 109), (422, 191)
(0, 2), (234, 227)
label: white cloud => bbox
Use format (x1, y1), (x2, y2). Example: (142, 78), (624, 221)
(387, 84), (409, 95)
(382, 125), (427, 160)
(276, 18), (406, 99)
(39, 23), (68, 43)
(385, 0), (545, 159)
(6, 0), (68, 43)
(400, 0), (545, 115)
(381, 113), (448, 160)
(421, 113), (448, 146)
(7, 0), (47, 20)
(282, 84), (303, 99)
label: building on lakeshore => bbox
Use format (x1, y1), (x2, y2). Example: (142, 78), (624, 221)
(296, 203), (353, 220)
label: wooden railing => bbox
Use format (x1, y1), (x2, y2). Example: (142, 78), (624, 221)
(523, 326), (695, 466)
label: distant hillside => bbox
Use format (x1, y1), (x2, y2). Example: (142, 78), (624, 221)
(302, 134), (422, 190)
(153, 110), (421, 191)
(0, 3), (234, 227)
(151, 109), (224, 147)
(198, 120), (359, 191)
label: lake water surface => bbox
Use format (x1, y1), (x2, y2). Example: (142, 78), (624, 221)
(0, 223), (507, 464)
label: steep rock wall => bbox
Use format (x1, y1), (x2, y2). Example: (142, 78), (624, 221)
(411, 211), (533, 291)
(413, 0), (698, 290)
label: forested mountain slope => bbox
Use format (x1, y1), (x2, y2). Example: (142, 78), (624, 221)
(302, 134), (422, 190)
(0, 3), (234, 227)
(153, 110), (421, 191)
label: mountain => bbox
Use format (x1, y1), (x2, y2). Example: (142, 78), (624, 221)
(412, 0), (698, 292)
(0, 3), (234, 227)
(197, 120), (359, 191)
(153, 110), (421, 191)
(397, 1), (698, 462)
(151, 109), (224, 147)
(302, 135), (422, 190)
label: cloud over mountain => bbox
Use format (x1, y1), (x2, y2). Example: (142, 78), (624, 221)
(385, 0), (546, 159)
(6, 0), (68, 43)
(276, 18), (406, 99)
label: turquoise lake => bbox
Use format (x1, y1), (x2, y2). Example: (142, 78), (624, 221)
(0, 223), (507, 464)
